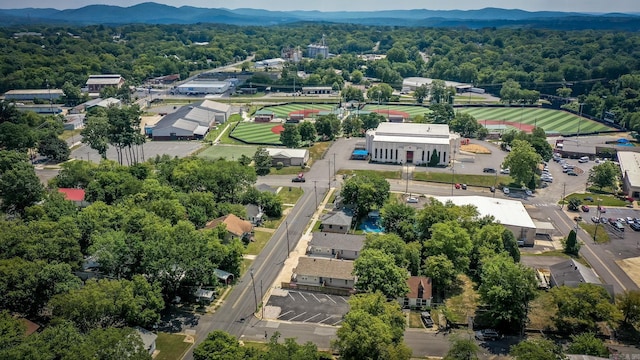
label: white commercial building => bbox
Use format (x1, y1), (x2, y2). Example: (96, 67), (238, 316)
(434, 196), (537, 246)
(617, 151), (640, 199)
(402, 77), (471, 93)
(365, 123), (459, 166)
(175, 80), (230, 95)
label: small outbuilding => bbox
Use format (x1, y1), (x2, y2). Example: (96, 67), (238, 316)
(266, 148), (309, 167)
(320, 211), (353, 234)
(307, 233), (365, 260)
(134, 327), (158, 355)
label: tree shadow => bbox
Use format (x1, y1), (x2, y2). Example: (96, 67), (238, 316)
(157, 308), (201, 332)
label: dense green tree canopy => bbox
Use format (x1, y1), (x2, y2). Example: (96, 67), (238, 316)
(340, 173), (390, 217)
(551, 283), (622, 333)
(354, 249), (409, 298)
(502, 139), (542, 186)
(588, 161), (620, 190)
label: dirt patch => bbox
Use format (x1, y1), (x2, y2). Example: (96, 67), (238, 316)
(616, 257), (640, 287)
(461, 143), (491, 154)
(271, 125), (285, 134)
(481, 120), (536, 133)
(372, 109), (410, 119)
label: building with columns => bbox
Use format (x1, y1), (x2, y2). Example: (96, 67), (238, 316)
(365, 123), (460, 166)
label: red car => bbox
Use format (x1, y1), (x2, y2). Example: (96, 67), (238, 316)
(455, 183), (461, 189)
(597, 205), (606, 213)
(581, 205), (590, 212)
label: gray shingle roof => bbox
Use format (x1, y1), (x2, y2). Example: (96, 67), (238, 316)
(295, 257), (355, 280)
(321, 211), (353, 227)
(549, 259), (601, 286)
(309, 233), (365, 252)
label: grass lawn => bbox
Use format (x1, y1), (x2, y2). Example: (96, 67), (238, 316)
(246, 230), (272, 255)
(459, 107), (615, 135)
(269, 166), (307, 176)
(240, 258), (253, 276)
(309, 141), (332, 161)
(60, 129), (82, 141)
(243, 341), (270, 350)
(522, 250), (590, 267)
(413, 171), (512, 188)
(337, 169), (402, 180)
(443, 275), (479, 324)
(527, 291), (557, 331)
(262, 209), (289, 229)
(260, 103), (337, 119)
(277, 187), (304, 205)
(230, 122), (283, 145)
(579, 223), (611, 244)
(362, 104), (432, 117)
(409, 310), (425, 328)
(198, 144), (258, 161)
(564, 193), (627, 207)
(155, 333), (192, 360)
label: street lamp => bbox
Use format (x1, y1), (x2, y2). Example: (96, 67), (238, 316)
(593, 199), (602, 244)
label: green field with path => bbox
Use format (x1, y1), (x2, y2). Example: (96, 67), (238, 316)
(260, 103), (337, 118)
(230, 122), (283, 145)
(198, 144), (259, 161)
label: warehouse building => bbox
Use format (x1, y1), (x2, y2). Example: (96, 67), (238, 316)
(365, 123), (459, 166)
(618, 151), (640, 199)
(175, 80), (230, 95)
(3, 89), (64, 101)
(434, 196), (537, 246)
(150, 100), (231, 141)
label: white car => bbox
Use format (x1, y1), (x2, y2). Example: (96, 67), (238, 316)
(503, 187), (510, 194)
(500, 168), (510, 174)
(407, 197), (419, 203)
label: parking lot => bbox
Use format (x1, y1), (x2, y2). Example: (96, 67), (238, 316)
(264, 289), (350, 325)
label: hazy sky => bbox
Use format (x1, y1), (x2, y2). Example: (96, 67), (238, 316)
(1, 0), (638, 13)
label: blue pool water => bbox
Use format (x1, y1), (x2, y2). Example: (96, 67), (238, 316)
(360, 218), (384, 233)
(617, 143), (634, 147)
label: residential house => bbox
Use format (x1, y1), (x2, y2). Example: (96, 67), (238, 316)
(320, 211), (353, 234)
(398, 276), (432, 308)
(307, 233), (365, 260)
(245, 204), (264, 226)
(266, 148), (309, 167)
(58, 188), (90, 207)
(549, 259), (614, 298)
(293, 257), (355, 290)
(135, 327), (158, 355)
(205, 214), (253, 243)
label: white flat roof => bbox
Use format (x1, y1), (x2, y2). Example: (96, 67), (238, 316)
(375, 122), (451, 137)
(266, 148), (308, 158)
(617, 151), (640, 188)
(403, 77), (469, 89)
(434, 196), (536, 229)
(374, 135), (451, 145)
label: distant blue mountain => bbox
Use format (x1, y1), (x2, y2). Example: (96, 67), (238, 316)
(0, 2), (638, 29)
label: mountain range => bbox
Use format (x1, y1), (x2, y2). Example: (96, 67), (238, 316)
(1, 2), (639, 30)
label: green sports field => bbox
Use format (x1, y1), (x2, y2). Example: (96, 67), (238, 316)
(458, 107), (616, 135)
(198, 144), (258, 161)
(230, 122), (283, 145)
(361, 104), (432, 117)
(261, 104), (337, 118)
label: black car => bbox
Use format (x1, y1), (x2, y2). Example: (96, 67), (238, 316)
(483, 168), (497, 173)
(292, 176), (306, 183)
(631, 222), (640, 232)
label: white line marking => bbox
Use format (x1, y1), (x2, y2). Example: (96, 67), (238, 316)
(288, 293), (295, 301)
(277, 310), (293, 319)
(311, 293), (321, 302)
(298, 292), (308, 301)
(303, 313), (322, 322)
(318, 316), (334, 323)
(326, 295), (337, 304)
(288, 312), (307, 321)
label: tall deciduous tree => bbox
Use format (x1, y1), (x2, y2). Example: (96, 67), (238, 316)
(423, 254), (458, 300)
(361, 112), (385, 131)
(444, 337), (479, 360)
(413, 85), (429, 104)
(366, 84), (393, 103)
(617, 290), (640, 325)
(333, 292), (411, 360)
(354, 249), (409, 298)
(253, 146), (272, 176)
(342, 86), (364, 102)
(425, 221), (472, 270)
(450, 112), (481, 138)
(314, 114), (341, 140)
(502, 139), (542, 186)
(48, 275), (164, 332)
(588, 161), (620, 190)
(340, 173), (390, 218)
(0, 157), (44, 214)
(38, 133), (70, 162)
(298, 121), (317, 144)
(280, 123), (301, 148)
(380, 202), (417, 241)
(478, 253), (537, 330)
(564, 230), (580, 256)
(510, 338), (564, 360)
(567, 333), (608, 357)
(551, 283), (622, 333)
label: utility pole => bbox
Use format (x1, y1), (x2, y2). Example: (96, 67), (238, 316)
(313, 181), (318, 209)
(405, 163), (409, 194)
(285, 220), (290, 257)
(328, 158), (331, 188)
(561, 183), (566, 209)
(261, 279), (264, 319)
(333, 153), (336, 180)
(250, 268), (258, 313)
(593, 199), (602, 244)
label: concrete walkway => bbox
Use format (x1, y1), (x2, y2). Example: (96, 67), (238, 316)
(259, 187), (336, 320)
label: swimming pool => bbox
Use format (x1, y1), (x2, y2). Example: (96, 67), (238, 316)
(360, 218), (384, 233)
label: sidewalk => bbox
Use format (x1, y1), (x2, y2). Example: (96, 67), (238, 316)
(259, 187), (336, 320)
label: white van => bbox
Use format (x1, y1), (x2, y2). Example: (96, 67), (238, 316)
(578, 156), (589, 163)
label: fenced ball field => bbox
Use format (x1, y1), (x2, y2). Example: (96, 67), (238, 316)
(229, 122), (284, 145)
(260, 103), (337, 119)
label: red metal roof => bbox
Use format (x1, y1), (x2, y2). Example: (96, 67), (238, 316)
(58, 188), (85, 202)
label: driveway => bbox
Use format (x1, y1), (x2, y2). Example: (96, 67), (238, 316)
(264, 289), (350, 325)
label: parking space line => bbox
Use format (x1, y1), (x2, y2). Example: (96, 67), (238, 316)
(325, 294), (337, 304)
(311, 293), (321, 302)
(331, 319), (343, 326)
(303, 313), (322, 322)
(318, 316), (334, 323)
(288, 312), (307, 321)
(298, 292), (308, 301)
(339, 296), (348, 303)
(288, 293), (296, 301)
(277, 311), (293, 319)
